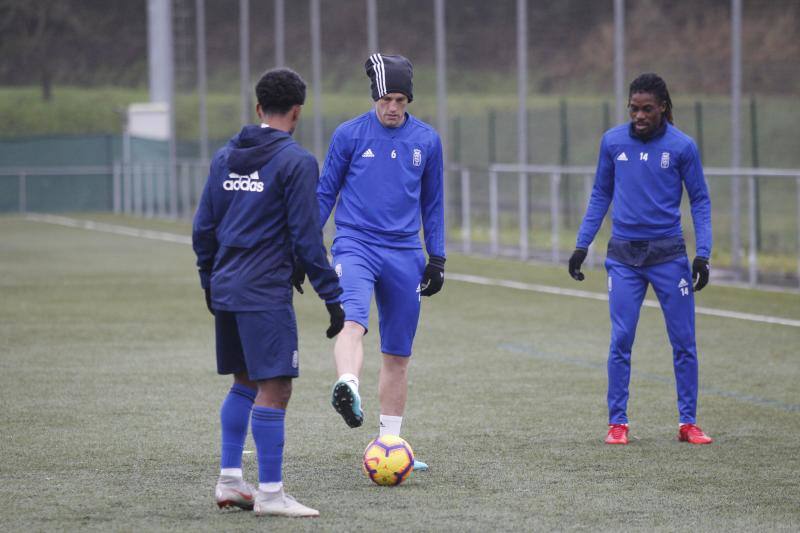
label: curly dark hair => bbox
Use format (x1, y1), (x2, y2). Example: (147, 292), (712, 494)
(629, 73), (673, 124)
(255, 68), (306, 115)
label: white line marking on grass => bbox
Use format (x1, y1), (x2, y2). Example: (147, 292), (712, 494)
(24, 214), (800, 329)
(25, 213), (192, 245)
(449, 273), (800, 329)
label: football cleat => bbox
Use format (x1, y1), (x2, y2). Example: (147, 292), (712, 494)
(412, 459), (429, 472)
(215, 475), (255, 510)
(253, 489), (320, 518)
(331, 380), (364, 428)
(678, 423), (713, 444)
(605, 423), (629, 445)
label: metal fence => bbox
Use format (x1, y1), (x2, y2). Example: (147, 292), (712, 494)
(3, 162), (800, 289)
(0, 162), (206, 220)
(134, 0), (800, 187)
(456, 164), (800, 287)
(114, 160), (208, 219)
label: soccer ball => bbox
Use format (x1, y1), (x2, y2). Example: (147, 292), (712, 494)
(362, 435), (414, 486)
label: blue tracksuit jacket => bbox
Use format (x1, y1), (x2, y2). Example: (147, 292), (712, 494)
(316, 110), (446, 258)
(192, 125), (341, 311)
(576, 122), (712, 257)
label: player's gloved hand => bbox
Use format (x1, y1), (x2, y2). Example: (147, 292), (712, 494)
(419, 256), (445, 297)
(692, 256), (710, 292)
(290, 261), (305, 294)
(204, 287), (214, 316)
(568, 248), (588, 281)
(325, 302), (345, 338)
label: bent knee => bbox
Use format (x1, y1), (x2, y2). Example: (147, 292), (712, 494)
(382, 352), (410, 370)
(342, 320), (366, 336)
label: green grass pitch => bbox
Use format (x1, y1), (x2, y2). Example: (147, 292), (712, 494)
(1, 214), (799, 531)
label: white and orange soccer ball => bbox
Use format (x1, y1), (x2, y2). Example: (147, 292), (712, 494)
(362, 435), (414, 486)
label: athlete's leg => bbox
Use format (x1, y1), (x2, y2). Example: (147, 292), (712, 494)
(233, 309), (297, 491)
(214, 312), (256, 479)
(254, 377), (293, 409)
(233, 372), (257, 389)
(378, 353), (409, 416)
(234, 310), (317, 516)
(375, 248), (425, 425)
(334, 321), (366, 377)
(251, 377), (292, 490)
(329, 238), (381, 427)
(606, 259), (648, 424)
(330, 239), (380, 380)
(250, 382), (318, 518)
(251, 377), (317, 517)
(220, 373), (256, 475)
(647, 257), (698, 424)
(331, 321), (368, 427)
(214, 312), (257, 510)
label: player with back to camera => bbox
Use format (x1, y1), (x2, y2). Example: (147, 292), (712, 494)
(192, 68), (345, 517)
(294, 53), (445, 471)
(568, 73), (714, 445)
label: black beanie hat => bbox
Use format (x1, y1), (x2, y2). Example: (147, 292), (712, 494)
(365, 53), (413, 103)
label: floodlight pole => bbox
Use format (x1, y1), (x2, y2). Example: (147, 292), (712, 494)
(517, 0), (529, 260)
(731, 0), (743, 274)
(146, 0), (178, 217)
(275, 0), (285, 67)
(614, 0), (625, 125)
(196, 0), (208, 163)
(367, 0), (378, 53)
(310, 0), (323, 160)
(434, 0), (448, 232)
(239, 0), (251, 126)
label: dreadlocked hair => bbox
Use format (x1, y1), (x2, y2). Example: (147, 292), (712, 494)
(629, 73), (674, 124)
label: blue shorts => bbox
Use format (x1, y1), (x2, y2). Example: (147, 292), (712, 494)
(331, 237), (425, 357)
(214, 306), (299, 381)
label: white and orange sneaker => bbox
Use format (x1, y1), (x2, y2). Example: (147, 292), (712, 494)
(605, 423), (629, 445)
(253, 489), (319, 517)
(215, 475), (256, 510)
(678, 423), (713, 444)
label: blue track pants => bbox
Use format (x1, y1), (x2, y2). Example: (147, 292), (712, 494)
(605, 256), (699, 424)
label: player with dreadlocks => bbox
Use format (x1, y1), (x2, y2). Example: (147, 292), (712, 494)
(568, 73), (714, 445)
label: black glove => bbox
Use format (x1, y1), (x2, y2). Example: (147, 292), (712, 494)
(692, 256), (710, 292)
(204, 287), (214, 316)
(419, 256), (445, 297)
(325, 302), (345, 338)
(568, 248), (588, 281)
(290, 262), (305, 294)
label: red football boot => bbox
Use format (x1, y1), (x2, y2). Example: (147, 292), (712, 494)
(678, 423), (713, 444)
(605, 423), (629, 444)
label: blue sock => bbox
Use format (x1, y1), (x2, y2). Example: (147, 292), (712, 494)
(219, 383), (256, 469)
(251, 406), (285, 483)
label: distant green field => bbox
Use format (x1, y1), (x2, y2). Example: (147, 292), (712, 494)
(3, 85), (798, 282)
(2, 86), (799, 169)
(2, 214), (799, 531)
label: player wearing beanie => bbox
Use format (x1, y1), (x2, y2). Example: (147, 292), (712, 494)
(306, 53), (445, 471)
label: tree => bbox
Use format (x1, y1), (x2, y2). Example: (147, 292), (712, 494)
(0, 0), (146, 100)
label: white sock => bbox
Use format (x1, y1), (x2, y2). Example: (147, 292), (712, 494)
(339, 373), (359, 391)
(379, 414), (403, 436)
(220, 468), (243, 478)
(259, 481), (283, 493)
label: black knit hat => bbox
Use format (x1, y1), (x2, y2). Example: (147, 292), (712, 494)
(365, 53), (413, 103)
